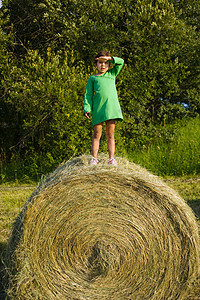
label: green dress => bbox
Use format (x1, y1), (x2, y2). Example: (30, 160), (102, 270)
(83, 57), (124, 126)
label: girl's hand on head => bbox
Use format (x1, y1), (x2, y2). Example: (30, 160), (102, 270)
(96, 56), (112, 62)
(84, 112), (90, 119)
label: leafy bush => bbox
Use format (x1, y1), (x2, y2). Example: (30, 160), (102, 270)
(0, 50), (92, 181)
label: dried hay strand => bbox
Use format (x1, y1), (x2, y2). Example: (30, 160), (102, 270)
(6, 155), (200, 299)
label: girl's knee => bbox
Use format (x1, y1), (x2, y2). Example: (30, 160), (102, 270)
(93, 128), (102, 140)
(93, 131), (102, 140)
(106, 127), (115, 140)
(106, 131), (115, 140)
(93, 123), (103, 140)
(106, 120), (115, 136)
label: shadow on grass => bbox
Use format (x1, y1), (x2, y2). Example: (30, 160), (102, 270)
(187, 199), (200, 220)
(0, 242), (8, 300)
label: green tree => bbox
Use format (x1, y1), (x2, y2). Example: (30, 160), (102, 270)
(1, 49), (94, 180)
(171, 0), (200, 30)
(1, 0), (199, 179)
(170, 0), (200, 113)
(0, 3), (17, 176)
(117, 0), (195, 132)
(5, 0), (199, 114)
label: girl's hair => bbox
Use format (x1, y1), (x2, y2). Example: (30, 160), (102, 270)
(94, 50), (111, 64)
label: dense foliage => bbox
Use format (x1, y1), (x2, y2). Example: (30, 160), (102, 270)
(0, 0), (199, 181)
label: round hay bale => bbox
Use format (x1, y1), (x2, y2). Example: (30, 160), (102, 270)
(6, 155), (200, 299)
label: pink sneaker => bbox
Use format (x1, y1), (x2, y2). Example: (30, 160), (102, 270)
(108, 158), (117, 166)
(90, 157), (98, 165)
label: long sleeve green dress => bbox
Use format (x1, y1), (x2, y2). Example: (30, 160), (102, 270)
(83, 57), (124, 126)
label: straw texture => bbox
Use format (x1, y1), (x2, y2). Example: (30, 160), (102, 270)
(6, 155), (200, 299)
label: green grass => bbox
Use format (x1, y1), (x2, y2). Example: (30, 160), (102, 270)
(165, 176), (200, 220)
(0, 185), (36, 247)
(129, 117), (200, 176)
(0, 185), (36, 298)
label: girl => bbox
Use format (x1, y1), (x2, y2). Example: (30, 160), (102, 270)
(83, 50), (124, 165)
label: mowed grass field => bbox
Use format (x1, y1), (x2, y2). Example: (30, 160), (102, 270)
(0, 177), (200, 296)
(0, 185), (36, 297)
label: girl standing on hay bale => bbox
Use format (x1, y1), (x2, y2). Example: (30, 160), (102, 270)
(83, 50), (124, 165)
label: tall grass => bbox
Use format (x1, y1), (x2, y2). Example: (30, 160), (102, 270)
(129, 117), (200, 176)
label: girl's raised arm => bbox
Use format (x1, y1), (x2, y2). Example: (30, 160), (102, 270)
(110, 57), (124, 77)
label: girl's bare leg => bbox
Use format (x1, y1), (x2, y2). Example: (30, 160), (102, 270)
(106, 119), (115, 159)
(92, 123), (103, 158)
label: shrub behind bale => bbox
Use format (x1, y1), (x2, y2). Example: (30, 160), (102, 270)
(6, 155), (200, 299)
